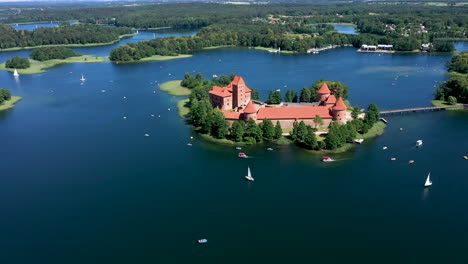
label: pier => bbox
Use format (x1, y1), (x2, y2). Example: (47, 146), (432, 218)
(380, 104), (467, 115)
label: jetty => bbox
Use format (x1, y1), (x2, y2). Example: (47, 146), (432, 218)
(380, 104), (467, 115)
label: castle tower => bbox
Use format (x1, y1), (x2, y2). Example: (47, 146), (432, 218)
(332, 97), (348, 124)
(243, 100), (257, 121)
(232, 76), (247, 108)
(317, 82), (331, 103)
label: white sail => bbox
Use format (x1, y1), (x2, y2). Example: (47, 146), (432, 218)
(13, 69), (19, 77)
(248, 166), (251, 177)
(80, 74), (85, 81)
(424, 172), (432, 187)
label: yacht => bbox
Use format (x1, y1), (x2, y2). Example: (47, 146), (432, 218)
(80, 74), (86, 82)
(322, 156), (334, 162)
(13, 69), (19, 77)
(416, 140), (423, 147)
(424, 172), (432, 187)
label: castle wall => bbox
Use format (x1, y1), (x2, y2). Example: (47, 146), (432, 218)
(255, 118), (332, 129)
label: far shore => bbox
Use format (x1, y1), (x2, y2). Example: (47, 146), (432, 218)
(0, 96), (22, 112)
(0, 55), (108, 74)
(0, 33), (137, 52)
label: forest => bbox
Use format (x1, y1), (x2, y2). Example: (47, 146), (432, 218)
(0, 24), (132, 49)
(5, 56), (30, 69)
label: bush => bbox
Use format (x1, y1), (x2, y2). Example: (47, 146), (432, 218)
(447, 96), (458, 105)
(5, 57), (30, 69)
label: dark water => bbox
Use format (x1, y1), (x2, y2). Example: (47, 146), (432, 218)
(0, 26), (467, 263)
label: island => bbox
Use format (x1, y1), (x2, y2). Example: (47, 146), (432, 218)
(160, 73), (385, 153)
(0, 89), (21, 112)
(433, 52), (468, 109)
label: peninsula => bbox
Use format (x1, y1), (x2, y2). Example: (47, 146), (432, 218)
(0, 89), (21, 112)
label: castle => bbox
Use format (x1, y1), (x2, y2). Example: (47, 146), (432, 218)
(208, 76), (348, 129)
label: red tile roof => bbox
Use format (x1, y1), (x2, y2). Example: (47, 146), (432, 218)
(317, 83), (331, 94)
(243, 100), (257, 114)
(209, 76), (251, 97)
(257, 106), (332, 120)
(223, 111), (241, 120)
(325, 94), (336, 104)
(333, 97), (347, 111)
(209, 86), (232, 97)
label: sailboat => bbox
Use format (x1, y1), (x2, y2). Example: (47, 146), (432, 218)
(424, 172), (432, 187)
(80, 73), (86, 82)
(245, 166), (254, 181)
(13, 69), (19, 77)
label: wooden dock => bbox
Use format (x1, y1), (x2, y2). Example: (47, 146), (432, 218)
(380, 104), (467, 115)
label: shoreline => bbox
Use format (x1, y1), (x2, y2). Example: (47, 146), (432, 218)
(0, 96), (23, 112)
(113, 54), (192, 64)
(0, 33), (137, 52)
(0, 55), (108, 74)
(159, 80), (191, 96)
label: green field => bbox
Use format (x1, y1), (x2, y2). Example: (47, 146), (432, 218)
(0, 96), (22, 112)
(253, 47), (296, 54)
(159, 80), (192, 96)
(138, 54), (193, 62)
(0, 33), (136, 52)
(431, 100), (464, 110)
(0, 55), (108, 74)
(177, 99), (190, 118)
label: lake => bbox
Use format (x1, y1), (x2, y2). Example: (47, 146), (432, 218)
(334, 24), (359, 35)
(0, 27), (467, 263)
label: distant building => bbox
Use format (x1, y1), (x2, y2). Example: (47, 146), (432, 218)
(208, 77), (348, 128)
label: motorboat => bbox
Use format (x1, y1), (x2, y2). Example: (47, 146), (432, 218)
(322, 157), (334, 162)
(409, 160), (415, 164)
(267, 148), (273, 151)
(187, 143), (192, 146)
(424, 172), (432, 187)
(464, 156), (468, 160)
(235, 147), (242, 150)
(391, 158), (397, 161)
(198, 239), (208, 244)
(382, 146), (388, 150)
(416, 140), (423, 147)
(238, 152), (247, 158)
(245, 166), (254, 181)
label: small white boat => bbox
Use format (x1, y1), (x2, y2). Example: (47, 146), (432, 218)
(13, 69), (19, 77)
(424, 172), (432, 187)
(322, 156), (334, 162)
(382, 146), (388, 150)
(80, 73), (86, 82)
(198, 239), (208, 243)
(416, 140), (423, 147)
(245, 166), (254, 181)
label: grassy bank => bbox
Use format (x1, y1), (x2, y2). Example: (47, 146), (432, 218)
(0, 55), (108, 74)
(159, 80), (191, 96)
(0, 33), (136, 52)
(177, 99), (190, 118)
(447, 71), (468, 78)
(431, 100), (464, 110)
(0, 96), (22, 111)
(253, 46), (296, 54)
(320, 122), (387, 154)
(202, 45), (236, 50)
(132, 54), (192, 63)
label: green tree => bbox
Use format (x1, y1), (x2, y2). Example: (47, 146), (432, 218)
(303, 128), (318, 150)
(245, 118), (262, 142)
(300, 88), (311, 102)
(313, 115), (324, 130)
(260, 119), (275, 141)
(364, 103), (380, 126)
(447, 52), (468, 74)
(351, 106), (361, 119)
(267, 90), (282, 104)
(435, 77), (468, 103)
(310, 80), (349, 100)
(274, 121), (283, 140)
(447, 96), (458, 105)
(5, 57), (30, 69)
(230, 121), (245, 142)
(210, 108), (228, 139)
(290, 121), (308, 143)
(251, 87), (260, 101)
(284, 90), (298, 102)
(0, 88), (12, 101)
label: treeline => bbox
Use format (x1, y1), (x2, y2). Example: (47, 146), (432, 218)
(30, 47), (80, 61)
(290, 104), (380, 150)
(5, 57), (30, 69)
(0, 88), (12, 104)
(266, 80), (349, 104)
(0, 24), (132, 49)
(434, 52), (468, 104)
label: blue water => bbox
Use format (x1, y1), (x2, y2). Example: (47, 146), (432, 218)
(334, 24), (358, 35)
(10, 21), (76, 31)
(0, 24), (467, 264)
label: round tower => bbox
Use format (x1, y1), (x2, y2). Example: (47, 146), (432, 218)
(317, 83), (331, 102)
(332, 97), (347, 124)
(243, 100), (257, 121)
